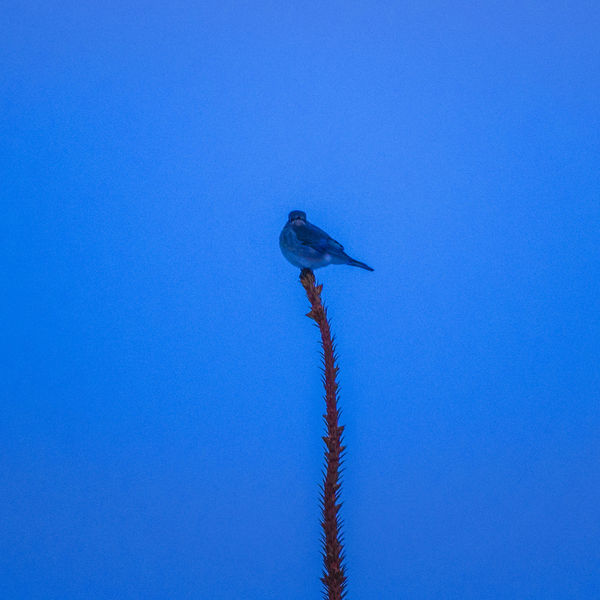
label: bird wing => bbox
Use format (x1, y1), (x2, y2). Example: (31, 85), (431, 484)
(295, 223), (345, 252)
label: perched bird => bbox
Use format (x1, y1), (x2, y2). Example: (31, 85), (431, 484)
(279, 210), (374, 271)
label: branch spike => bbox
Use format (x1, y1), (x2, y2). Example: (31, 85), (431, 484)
(298, 268), (347, 600)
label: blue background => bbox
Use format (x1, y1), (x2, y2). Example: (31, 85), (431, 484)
(2, 2), (599, 598)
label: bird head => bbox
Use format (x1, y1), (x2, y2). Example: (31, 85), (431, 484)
(288, 210), (307, 224)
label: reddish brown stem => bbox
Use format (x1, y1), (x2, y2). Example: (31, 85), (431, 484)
(300, 268), (347, 600)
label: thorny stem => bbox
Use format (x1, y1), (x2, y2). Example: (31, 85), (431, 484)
(300, 268), (347, 600)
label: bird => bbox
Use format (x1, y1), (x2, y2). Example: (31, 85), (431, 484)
(279, 210), (374, 271)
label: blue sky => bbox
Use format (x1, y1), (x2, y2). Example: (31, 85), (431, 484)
(2, 2), (599, 598)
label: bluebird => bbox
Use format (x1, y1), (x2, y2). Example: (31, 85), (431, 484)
(279, 210), (374, 271)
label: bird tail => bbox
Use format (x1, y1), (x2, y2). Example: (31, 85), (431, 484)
(346, 257), (374, 271)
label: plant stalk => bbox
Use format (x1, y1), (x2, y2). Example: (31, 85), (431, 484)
(300, 268), (347, 600)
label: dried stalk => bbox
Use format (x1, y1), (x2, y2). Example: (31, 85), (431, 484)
(300, 268), (347, 600)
